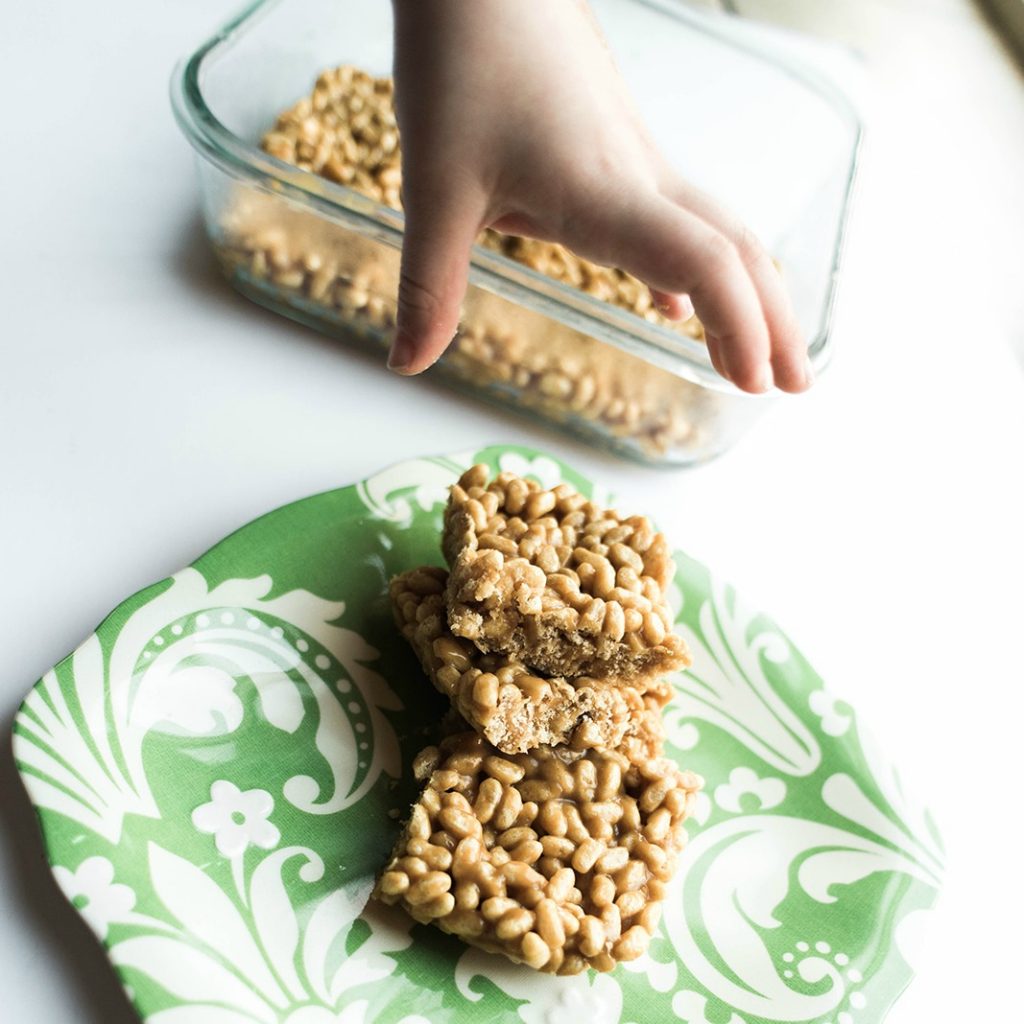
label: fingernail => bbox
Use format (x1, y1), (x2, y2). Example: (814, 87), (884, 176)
(754, 364), (774, 393)
(387, 331), (415, 374)
(705, 335), (729, 381)
(803, 353), (815, 387)
(676, 294), (695, 320)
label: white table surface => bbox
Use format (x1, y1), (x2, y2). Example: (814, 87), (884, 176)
(2, 2), (1023, 1021)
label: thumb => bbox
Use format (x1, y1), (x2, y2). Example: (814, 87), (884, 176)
(388, 193), (486, 375)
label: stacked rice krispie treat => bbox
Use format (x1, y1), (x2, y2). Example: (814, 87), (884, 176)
(374, 465), (702, 975)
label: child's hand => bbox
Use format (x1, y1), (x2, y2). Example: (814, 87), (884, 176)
(388, 0), (810, 394)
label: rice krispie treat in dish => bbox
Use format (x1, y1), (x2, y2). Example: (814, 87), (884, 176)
(442, 465), (691, 681)
(391, 566), (670, 756)
(373, 731), (702, 975)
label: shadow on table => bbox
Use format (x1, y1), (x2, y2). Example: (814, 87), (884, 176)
(169, 210), (388, 360)
(168, 211), (615, 471)
(170, 211), (420, 378)
(0, 715), (139, 1024)
(171, 210), (237, 303)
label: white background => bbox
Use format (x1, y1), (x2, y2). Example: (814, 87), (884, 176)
(1, 1), (1023, 1021)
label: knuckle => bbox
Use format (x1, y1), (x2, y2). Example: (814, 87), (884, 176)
(698, 231), (739, 277)
(397, 269), (445, 326)
(733, 226), (769, 269)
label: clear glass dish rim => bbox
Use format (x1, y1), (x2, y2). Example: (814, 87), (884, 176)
(170, 0), (863, 395)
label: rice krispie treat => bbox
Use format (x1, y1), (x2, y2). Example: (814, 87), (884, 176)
(373, 731), (702, 975)
(391, 566), (670, 757)
(442, 465), (691, 681)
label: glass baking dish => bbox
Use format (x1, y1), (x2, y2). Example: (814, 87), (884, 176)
(171, 0), (860, 466)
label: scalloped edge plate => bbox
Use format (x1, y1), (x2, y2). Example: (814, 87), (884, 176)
(13, 446), (941, 1024)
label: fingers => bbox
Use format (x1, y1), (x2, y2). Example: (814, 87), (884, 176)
(586, 196), (773, 393)
(388, 191), (486, 375)
(660, 176), (810, 393)
(649, 289), (694, 322)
